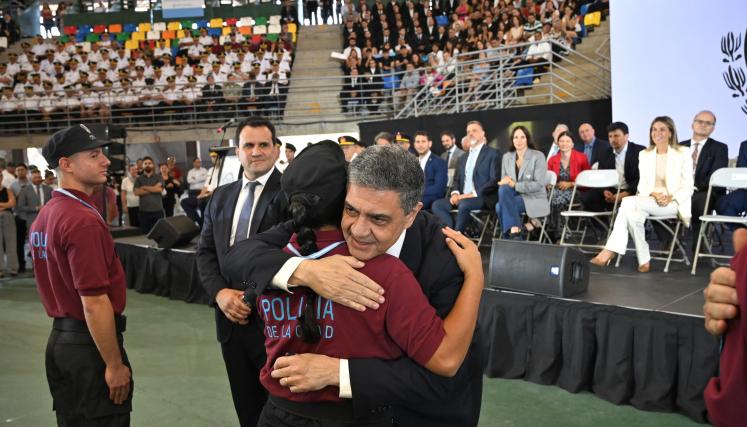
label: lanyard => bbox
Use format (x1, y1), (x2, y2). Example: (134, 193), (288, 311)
(54, 188), (106, 225)
(285, 240), (344, 259)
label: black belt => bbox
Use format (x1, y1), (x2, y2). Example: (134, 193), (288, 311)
(52, 315), (127, 334)
(268, 396), (391, 422)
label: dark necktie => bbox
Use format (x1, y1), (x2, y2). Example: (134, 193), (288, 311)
(36, 185), (42, 204)
(584, 144), (593, 165)
(692, 142), (700, 172)
(234, 181), (259, 244)
(446, 150), (451, 167)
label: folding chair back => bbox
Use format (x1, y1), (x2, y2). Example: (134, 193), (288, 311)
(574, 169), (619, 189)
(691, 167), (747, 274)
(538, 171), (558, 243)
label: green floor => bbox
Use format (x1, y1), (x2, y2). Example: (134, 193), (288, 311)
(0, 278), (701, 426)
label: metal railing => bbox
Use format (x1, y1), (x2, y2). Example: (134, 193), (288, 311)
(0, 39), (611, 135)
(396, 39), (611, 118)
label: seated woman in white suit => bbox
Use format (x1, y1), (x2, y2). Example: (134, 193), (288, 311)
(495, 125), (550, 240)
(591, 116), (693, 272)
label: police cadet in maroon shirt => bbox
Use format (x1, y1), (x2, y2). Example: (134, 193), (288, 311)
(31, 124), (133, 426)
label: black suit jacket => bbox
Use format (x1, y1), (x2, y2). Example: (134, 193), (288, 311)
(222, 212), (483, 426)
(680, 138), (729, 192)
(574, 138), (614, 169)
(622, 142), (645, 195)
(196, 168), (288, 343)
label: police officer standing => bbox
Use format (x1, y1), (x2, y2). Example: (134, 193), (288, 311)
(31, 124), (133, 426)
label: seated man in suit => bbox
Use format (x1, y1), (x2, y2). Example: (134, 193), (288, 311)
(413, 131), (447, 209)
(680, 110), (729, 248)
(716, 139), (747, 229)
(196, 117), (289, 427)
(576, 122), (615, 213)
(432, 120), (500, 232)
(16, 168), (52, 228)
(581, 122), (644, 212)
(440, 130), (464, 193)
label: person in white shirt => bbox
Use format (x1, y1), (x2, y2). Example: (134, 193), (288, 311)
(524, 29), (552, 64)
(57, 85), (81, 118)
(79, 83), (101, 119)
(198, 28), (213, 46)
(186, 157), (209, 197)
(0, 159), (16, 190)
(31, 36), (50, 59)
(37, 82), (58, 120)
(120, 164), (140, 227)
(6, 53), (22, 77)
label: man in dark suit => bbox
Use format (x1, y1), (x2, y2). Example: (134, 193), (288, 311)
(222, 145), (484, 427)
(716, 139), (747, 228)
(16, 168), (52, 227)
(440, 130), (465, 193)
(575, 122), (614, 169)
(341, 69), (366, 113)
(581, 122), (644, 211)
(196, 117), (288, 427)
(432, 120), (500, 231)
(680, 110), (729, 247)
(413, 131), (447, 209)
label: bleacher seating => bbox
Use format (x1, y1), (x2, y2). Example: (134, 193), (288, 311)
(337, 0), (604, 114)
(0, 13), (298, 133)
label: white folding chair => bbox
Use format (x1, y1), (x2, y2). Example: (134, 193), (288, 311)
(538, 170), (558, 244)
(616, 214), (690, 273)
(559, 169), (621, 252)
(691, 167), (747, 274)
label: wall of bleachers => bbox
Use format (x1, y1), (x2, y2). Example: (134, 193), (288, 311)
(0, 11), (297, 134)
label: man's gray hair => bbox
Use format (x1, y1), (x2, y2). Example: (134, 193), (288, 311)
(349, 145), (424, 213)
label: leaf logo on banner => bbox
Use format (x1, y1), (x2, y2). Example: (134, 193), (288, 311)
(721, 29), (747, 115)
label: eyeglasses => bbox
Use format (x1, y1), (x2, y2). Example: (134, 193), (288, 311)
(693, 119), (715, 126)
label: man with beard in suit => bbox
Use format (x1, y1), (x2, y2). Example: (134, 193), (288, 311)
(196, 116), (288, 427)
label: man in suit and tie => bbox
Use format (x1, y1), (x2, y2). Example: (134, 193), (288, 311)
(222, 145), (485, 427)
(196, 117), (288, 427)
(581, 122), (644, 212)
(441, 130), (465, 193)
(680, 110), (728, 247)
(16, 168), (52, 228)
(432, 120), (500, 231)
(414, 131), (447, 209)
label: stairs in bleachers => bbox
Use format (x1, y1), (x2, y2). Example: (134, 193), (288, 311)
(279, 25), (354, 135)
(522, 19), (611, 105)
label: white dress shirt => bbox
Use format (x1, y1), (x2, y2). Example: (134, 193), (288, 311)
(614, 142), (629, 189)
(228, 168), (274, 246)
(419, 151), (431, 171)
(187, 167), (208, 190)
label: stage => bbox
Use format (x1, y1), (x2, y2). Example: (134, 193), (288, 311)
(114, 235), (720, 423)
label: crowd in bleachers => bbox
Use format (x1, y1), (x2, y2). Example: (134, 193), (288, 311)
(0, 16), (297, 131)
(337, 0), (607, 113)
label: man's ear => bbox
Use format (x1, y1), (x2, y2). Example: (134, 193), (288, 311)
(403, 201), (423, 229)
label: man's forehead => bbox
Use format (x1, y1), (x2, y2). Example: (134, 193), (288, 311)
(346, 184), (402, 212)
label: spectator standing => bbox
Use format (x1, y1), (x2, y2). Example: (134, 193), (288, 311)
(0, 172), (17, 277)
(133, 156), (164, 234)
(160, 162), (181, 217)
(186, 157), (208, 198)
(16, 168), (52, 229)
(1, 13), (20, 45)
(41, 2), (54, 38)
(120, 164), (139, 227)
(11, 163), (29, 273)
(0, 159), (15, 189)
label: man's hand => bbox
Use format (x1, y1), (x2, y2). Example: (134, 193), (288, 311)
(293, 255), (385, 312)
(215, 288), (251, 324)
(703, 228), (745, 335)
(449, 194), (460, 206)
(443, 227), (483, 280)
(271, 354), (340, 393)
(105, 362), (131, 405)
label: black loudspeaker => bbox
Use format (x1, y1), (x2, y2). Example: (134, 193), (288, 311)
(147, 215), (200, 249)
(488, 241), (589, 298)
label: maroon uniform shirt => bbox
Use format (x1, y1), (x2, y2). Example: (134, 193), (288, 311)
(258, 229), (446, 403)
(704, 246), (747, 426)
(30, 188), (126, 321)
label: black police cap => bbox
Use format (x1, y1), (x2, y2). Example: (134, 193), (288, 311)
(43, 124), (111, 168)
